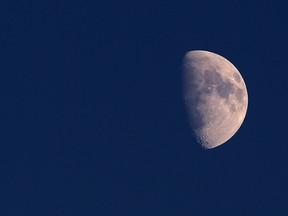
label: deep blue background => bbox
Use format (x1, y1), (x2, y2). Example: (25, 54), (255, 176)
(1, 0), (288, 215)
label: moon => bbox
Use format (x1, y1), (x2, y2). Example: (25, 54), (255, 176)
(182, 50), (248, 149)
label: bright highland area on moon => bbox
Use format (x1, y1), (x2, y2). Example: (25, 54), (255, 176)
(183, 50), (248, 149)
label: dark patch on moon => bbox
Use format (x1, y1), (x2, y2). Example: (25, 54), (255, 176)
(203, 69), (235, 100)
(230, 104), (236, 112)
(233, 72), (241, 83)
(203, 69), (222, 86)
(216, 80), (234, 99)
(235, 88), (244, 101)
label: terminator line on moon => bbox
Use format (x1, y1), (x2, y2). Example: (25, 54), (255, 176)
(182, 50), (248, 149)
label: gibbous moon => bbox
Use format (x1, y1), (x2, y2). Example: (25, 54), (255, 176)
(182, 50), (248, 149)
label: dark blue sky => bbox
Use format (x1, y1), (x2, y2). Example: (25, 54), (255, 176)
(1, 0), (288, 215)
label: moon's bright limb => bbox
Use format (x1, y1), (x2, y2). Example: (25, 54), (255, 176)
(182, 50), (248, 149)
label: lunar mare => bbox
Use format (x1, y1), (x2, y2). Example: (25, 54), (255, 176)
(182, 50), (248, 149)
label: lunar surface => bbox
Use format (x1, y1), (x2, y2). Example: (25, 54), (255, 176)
(182, 50), (248, 149)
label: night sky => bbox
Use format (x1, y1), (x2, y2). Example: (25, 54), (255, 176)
(1, 0), (288, 215)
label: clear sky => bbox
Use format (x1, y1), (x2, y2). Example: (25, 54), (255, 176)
(1, 0), (288, 215)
